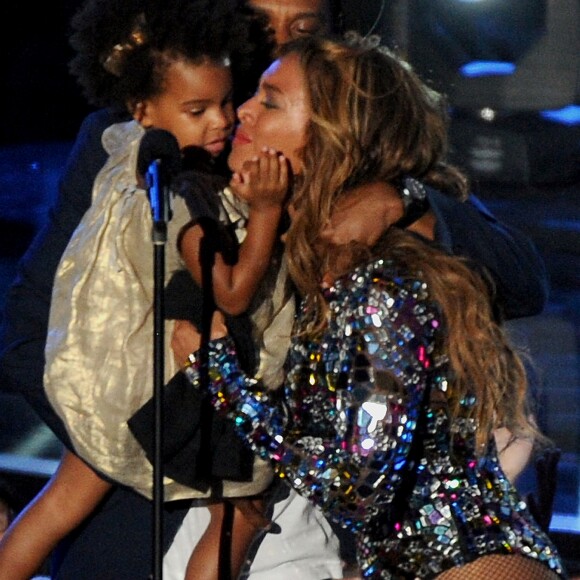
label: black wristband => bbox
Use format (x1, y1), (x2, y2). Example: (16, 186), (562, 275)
(393, 177), (430, 229)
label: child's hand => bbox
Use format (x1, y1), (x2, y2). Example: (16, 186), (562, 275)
(230, 147), (288, 209)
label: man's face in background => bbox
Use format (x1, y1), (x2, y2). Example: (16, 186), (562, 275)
(248, 0), (333, 48)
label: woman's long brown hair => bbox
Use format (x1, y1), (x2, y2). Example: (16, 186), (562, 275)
(284, 36), (468, 317)
(282, 36), (540, 453)
(374, 229), (536, 453)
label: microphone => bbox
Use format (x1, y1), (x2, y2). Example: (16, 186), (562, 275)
(137, 129), (181, 243)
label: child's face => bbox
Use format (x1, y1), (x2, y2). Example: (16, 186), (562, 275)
(137, 59), (235, 157)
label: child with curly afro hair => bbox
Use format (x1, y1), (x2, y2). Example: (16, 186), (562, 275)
(0, 1), (291, 579)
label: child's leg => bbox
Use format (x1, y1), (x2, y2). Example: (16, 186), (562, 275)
(0, 449), (111, 580)
(185, 498), (267, 580)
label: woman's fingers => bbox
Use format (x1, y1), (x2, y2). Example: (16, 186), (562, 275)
(210, 310), (228, 340)
(171, 319), (201, 364)
(171, 313), (228, 365)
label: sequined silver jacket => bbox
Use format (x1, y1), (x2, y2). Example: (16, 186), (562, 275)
(187, 257), (564, 579)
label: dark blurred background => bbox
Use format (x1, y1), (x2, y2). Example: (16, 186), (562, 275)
(0, 1), (91, 146)
(0, 0), (579, 573)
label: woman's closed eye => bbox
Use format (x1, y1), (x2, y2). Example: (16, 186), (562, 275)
(260, 99), (278, 110)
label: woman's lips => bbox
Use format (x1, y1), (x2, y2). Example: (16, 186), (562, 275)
(232, 130), (251, 146)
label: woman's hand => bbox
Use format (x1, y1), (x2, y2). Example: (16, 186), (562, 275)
(171, 312), (228, 366)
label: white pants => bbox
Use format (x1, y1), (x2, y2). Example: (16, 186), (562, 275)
(163, 487), (343, 579)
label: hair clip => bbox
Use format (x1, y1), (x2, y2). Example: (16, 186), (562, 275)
(343, 30), (382, 50)
(101, 13), (148, 77)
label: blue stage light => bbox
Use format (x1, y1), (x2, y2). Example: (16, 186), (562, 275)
(460, 61), (517, 78)
(540, 105), (580, 126)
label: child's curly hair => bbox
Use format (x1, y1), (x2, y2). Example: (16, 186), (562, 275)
(68, 0), (274, 110)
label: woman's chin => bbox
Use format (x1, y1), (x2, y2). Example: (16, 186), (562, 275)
(226, 149), (244, 174)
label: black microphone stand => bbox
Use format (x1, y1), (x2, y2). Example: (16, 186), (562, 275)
(146, 159), (173, 580)
(196, 217), (233, 580)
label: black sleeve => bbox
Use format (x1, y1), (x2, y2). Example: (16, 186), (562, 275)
(428, 189), (549, 320)
(166, 168), (254, 369)
(0, 108), (127, 445)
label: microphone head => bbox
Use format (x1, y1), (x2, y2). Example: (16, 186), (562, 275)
(137, 128), (181, 177)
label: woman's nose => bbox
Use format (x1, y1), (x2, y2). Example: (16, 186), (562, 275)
(236, 97), (256, 124)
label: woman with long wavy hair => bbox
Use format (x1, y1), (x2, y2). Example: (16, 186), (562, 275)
(168, 36), (566, 579)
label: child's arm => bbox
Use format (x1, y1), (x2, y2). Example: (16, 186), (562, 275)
(180, 148), (288, 316)
(0, 450), (111, 580)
